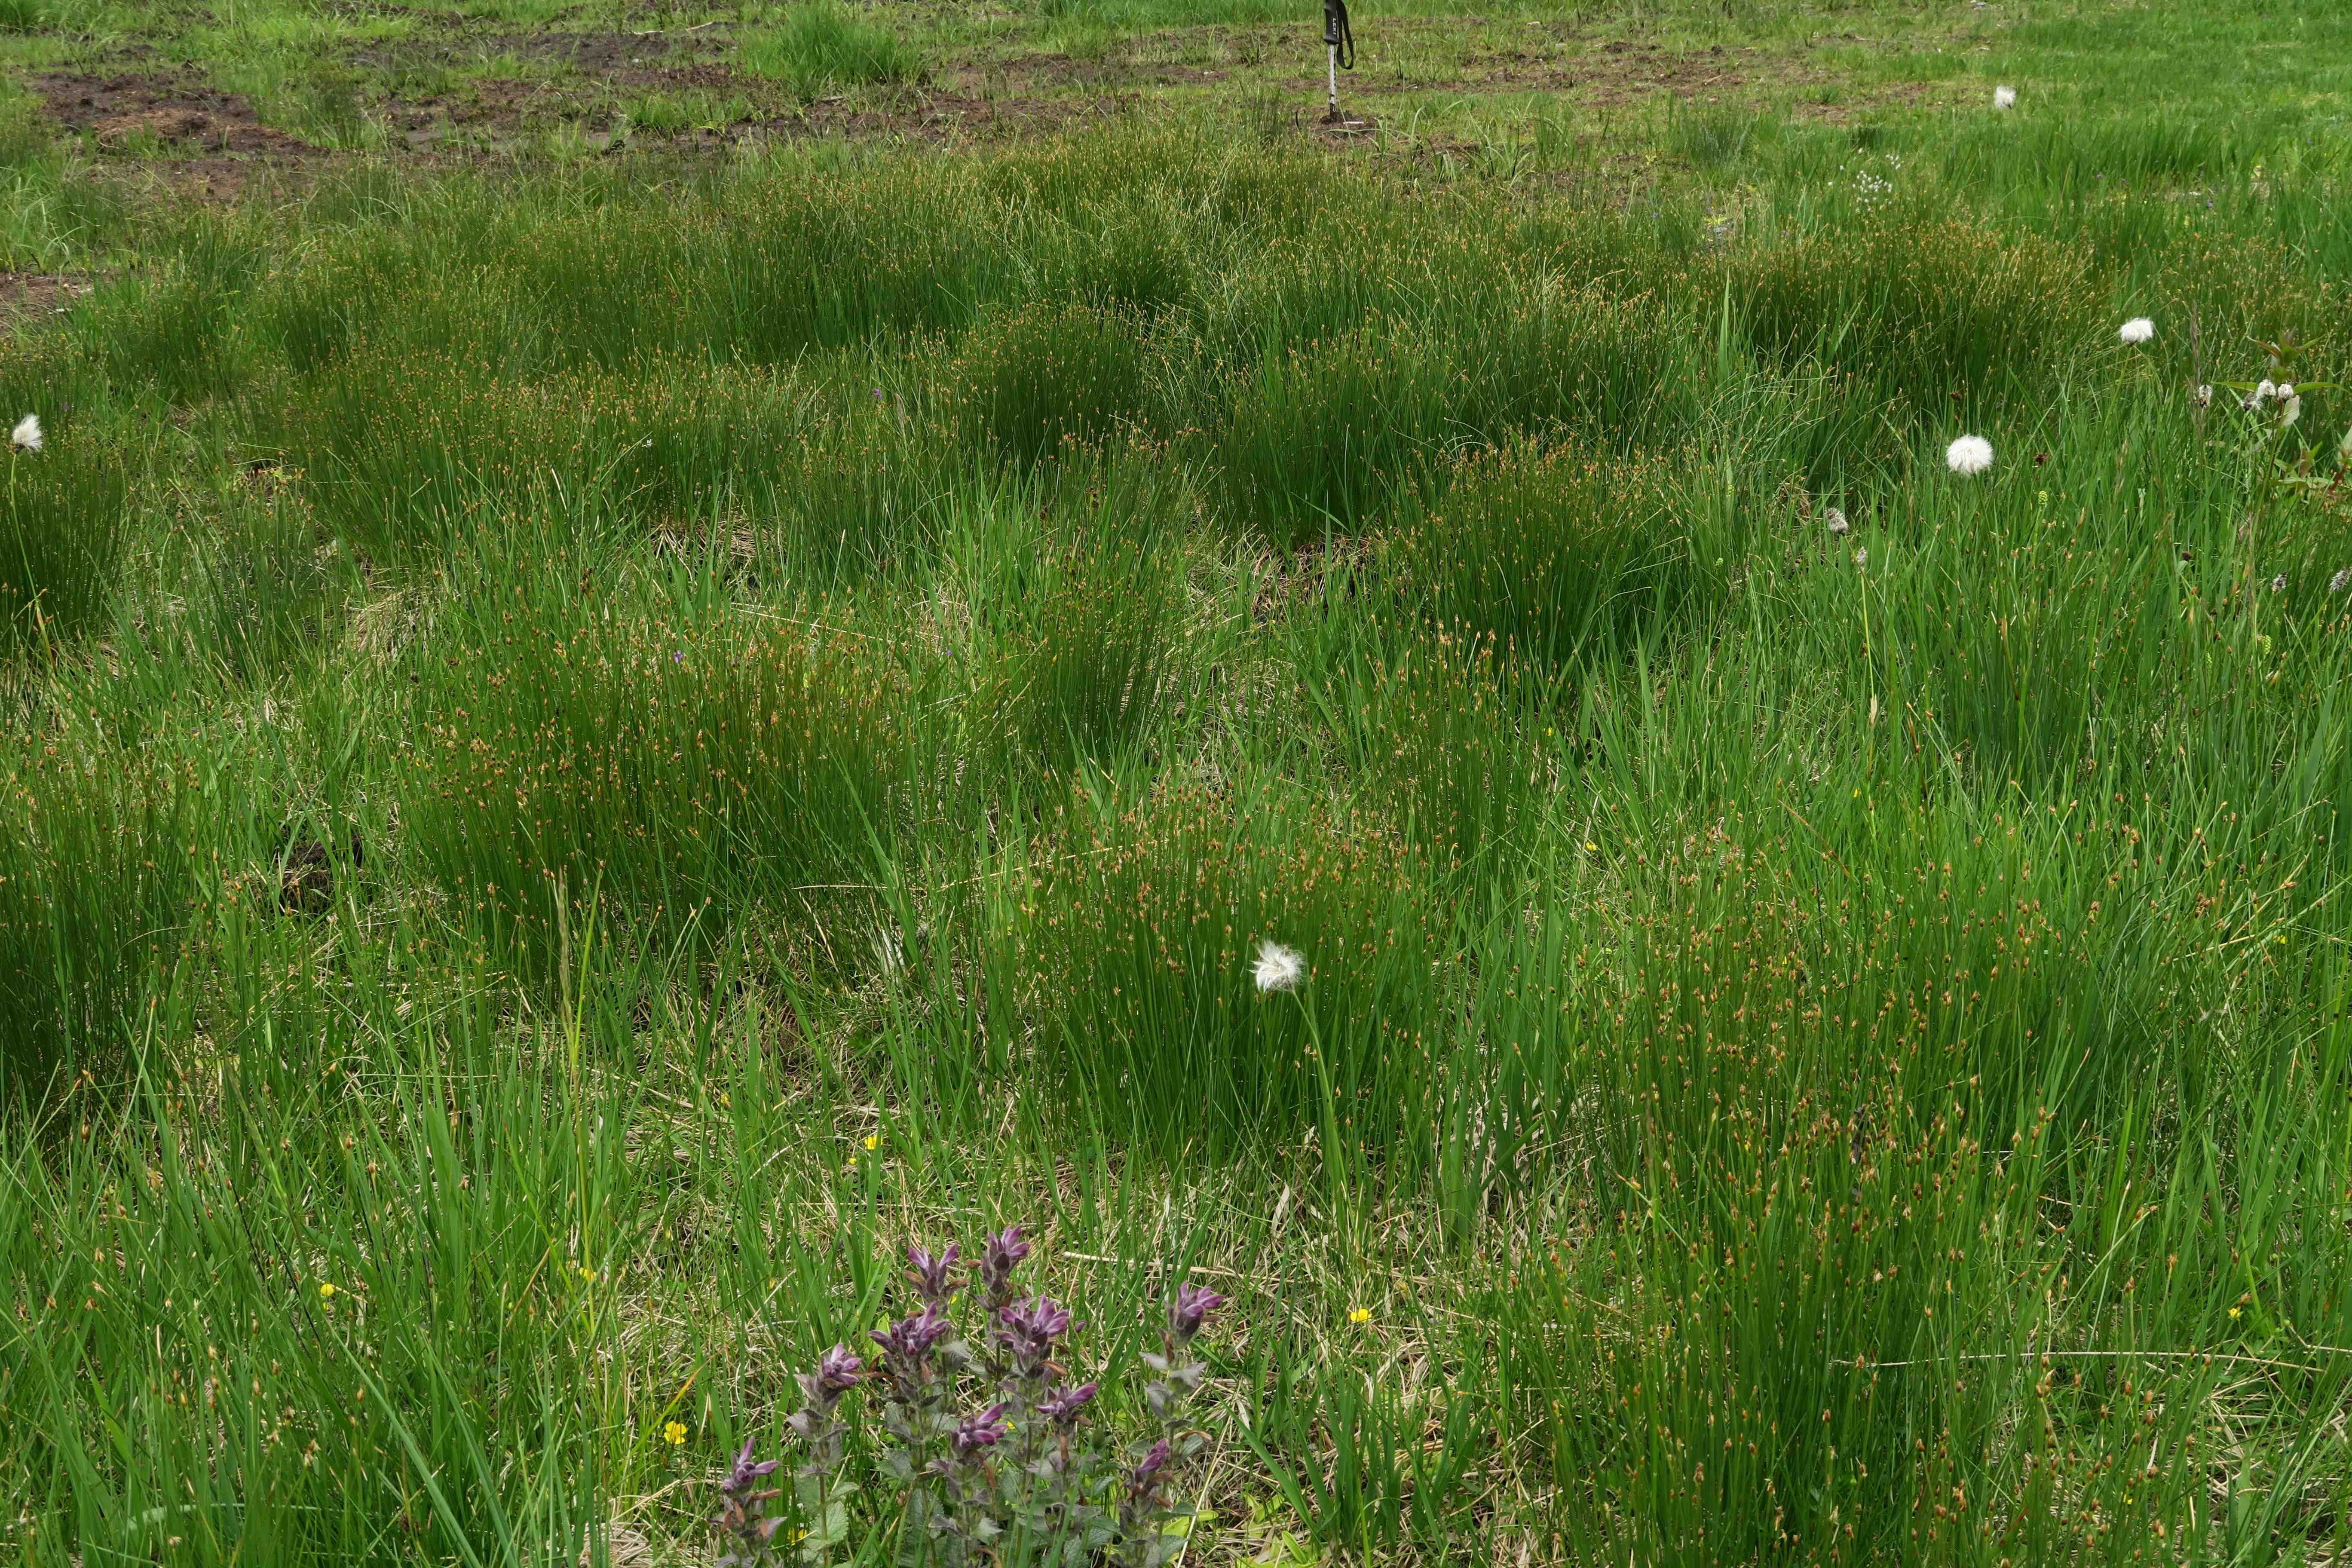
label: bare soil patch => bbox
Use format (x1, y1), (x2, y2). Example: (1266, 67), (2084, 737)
(0, 272), (92, 331)
(35, 74), (309, 154)
(772, 88), (1125, 145)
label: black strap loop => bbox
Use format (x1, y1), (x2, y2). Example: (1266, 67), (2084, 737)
(1323, 0), (1354, 70)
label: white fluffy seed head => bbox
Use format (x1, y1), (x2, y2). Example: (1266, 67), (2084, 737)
(1253, 941), (1306, 994)
(2119, 318), (2154, 345)
(2270, 574), (2287, 595)
(1946, 435), (1994, 476)
(1825, 508), (1850, 536)
(1993, 85), (2017, 110)
(10, 413), (40, 453)
(2193, 385), (2213, 409)
(2329, 567), (2350, 594)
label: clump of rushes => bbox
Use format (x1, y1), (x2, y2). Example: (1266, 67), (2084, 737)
(1385, 441), (1686, 671)
(401, 567), (907, 967)
(762, 1227), (1227, 1568)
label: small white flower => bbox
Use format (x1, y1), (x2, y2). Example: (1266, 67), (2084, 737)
(2119, 318), (2154, 345)
(1993, 85), (2017, 110)
(2277, 383), (2295, 400)
(1825, 508), (1850, 536)
(2329, 567), (2350, 594)
(2270, 574), (2287, 594)
(1946, 435), (1994, 476)
(1253, 940), (1306, 994)
(10, 413), (40, 453)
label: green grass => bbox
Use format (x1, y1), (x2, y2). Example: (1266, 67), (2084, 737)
(3, 0), (2352, 1563)
(741, 1), (921, 98)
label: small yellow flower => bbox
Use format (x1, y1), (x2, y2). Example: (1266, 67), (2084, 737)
(318, 1283), (336, 1299)
(1583, 842), (1598, 852)
(576, 1265), (595, 1283)
(2228, 1306), (2241, 1320)
(863, 1134), (879, 1152)
(1348, 1307), (1372, 1325)
(846, 1156), (858, 1170)
(664, 1421), (688, 1446)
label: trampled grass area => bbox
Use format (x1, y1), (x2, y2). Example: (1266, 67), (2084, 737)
(3, 0), (2352, 1563)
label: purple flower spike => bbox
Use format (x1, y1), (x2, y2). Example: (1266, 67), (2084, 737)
(798, 1343), (864, 1406)
(975, 1225), (1031, 1299)
(1126, 1438), (1171, 1500)
(722, 1436), (783, 1494)
(1037, 1380), (1098, 1426)
(1168, 1282), (1226, 1341)
(906, 1242), (962, 1302)
(816, 1342), (865, 1392)
(996, 1294), (1073, 1376)
(714, 1437), (787, 1566)
(871, 1301), (954, 1366)
(950, 1402), (1011, 1455)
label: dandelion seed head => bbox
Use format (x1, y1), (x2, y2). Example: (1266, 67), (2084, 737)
(1253, 940), (1305, 994)
(2119, 318), (2154, 344)
(1946, 435), (1994, 476)
(10, 414), (40, 453)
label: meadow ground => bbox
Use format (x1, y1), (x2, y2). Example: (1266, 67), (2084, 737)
(2, 0), (2352, 1562)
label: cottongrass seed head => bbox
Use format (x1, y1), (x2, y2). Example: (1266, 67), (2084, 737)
(2329, 567), (2350, 594)
(2119, 318), (2155, 345)
(2271, 574), (2288, 595)
(1825, 507), (1850, 536)
(1253, 940), (1306, 994)
(1946, 435), (1995, 476)
(10, 413), (40, 453)
(1994, 85), (2017, 109)
(2194, 384), (2214, 409)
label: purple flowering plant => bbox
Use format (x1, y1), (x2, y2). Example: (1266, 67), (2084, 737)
(722, 1225), (1229, 1568)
